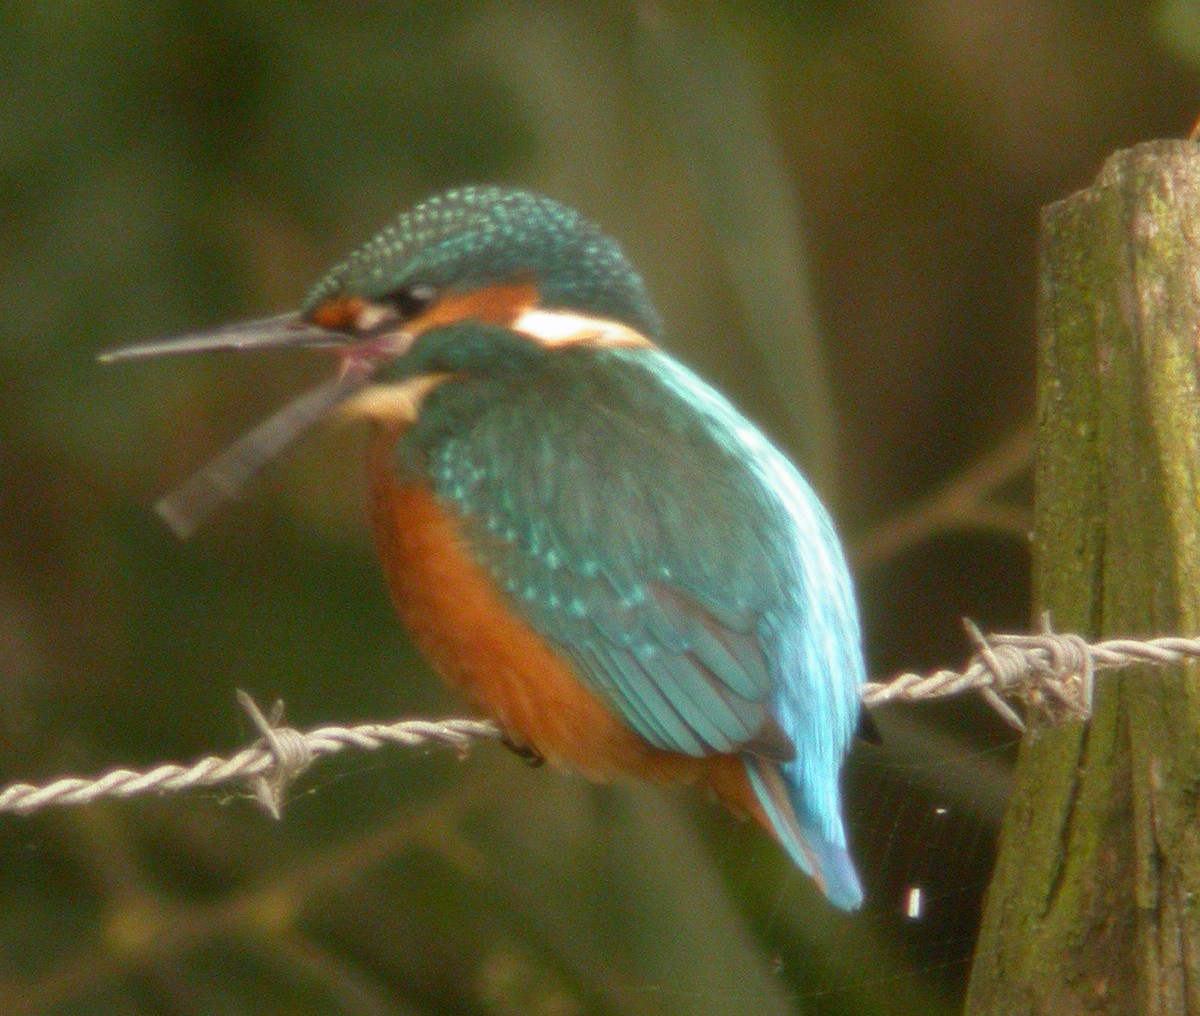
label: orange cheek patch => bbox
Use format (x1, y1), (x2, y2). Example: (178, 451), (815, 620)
(411, 282), (540, 333)
(310, 296), (368, 331)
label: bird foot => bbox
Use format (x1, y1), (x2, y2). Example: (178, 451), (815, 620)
(501, 734), (545, 767)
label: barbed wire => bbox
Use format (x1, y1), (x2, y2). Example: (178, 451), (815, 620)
(2, 620), (1198, 820)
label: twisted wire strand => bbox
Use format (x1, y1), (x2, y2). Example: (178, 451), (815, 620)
(3, 623), (1198, 819)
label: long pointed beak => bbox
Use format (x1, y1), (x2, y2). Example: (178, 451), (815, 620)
(102, 312), (382, 539)
(98, 311), (348, 363)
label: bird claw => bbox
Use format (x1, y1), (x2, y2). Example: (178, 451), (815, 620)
(501, 734), (545, 767)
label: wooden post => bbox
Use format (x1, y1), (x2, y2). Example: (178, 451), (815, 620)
(965, 141), (1200, 1015)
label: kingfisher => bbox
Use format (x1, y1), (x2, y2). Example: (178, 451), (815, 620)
(102, 186), (867, 909)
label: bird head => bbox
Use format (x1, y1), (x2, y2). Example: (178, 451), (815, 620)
(101, 186), (661, 536)
(305, 186), (661, 342)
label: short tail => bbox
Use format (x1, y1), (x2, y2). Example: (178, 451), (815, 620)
(745, 758), (863, 910)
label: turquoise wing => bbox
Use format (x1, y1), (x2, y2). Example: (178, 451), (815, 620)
(403, 341), (866, 907)
(413, 346), (819, 759)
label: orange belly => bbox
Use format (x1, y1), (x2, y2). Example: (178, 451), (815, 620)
(366, 424), (768, 827)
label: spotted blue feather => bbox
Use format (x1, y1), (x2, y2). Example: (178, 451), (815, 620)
(395, 334), (865, 908)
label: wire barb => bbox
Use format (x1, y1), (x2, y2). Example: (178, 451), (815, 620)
(2, 621), (1198, 819)
(236, 690), (313, 819)
(962, 618), (1029, 732)
(859, 616), (1143, 729)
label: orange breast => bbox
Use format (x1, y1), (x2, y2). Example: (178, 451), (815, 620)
(366, 423), (768, 827)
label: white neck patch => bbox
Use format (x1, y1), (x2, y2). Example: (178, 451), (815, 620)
(510, 307), (653, 349)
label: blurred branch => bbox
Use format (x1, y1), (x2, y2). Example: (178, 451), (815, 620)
(3, 769), (496, 1015)
(261, 930), (422, 1016)
(851, 422), (1035, 571)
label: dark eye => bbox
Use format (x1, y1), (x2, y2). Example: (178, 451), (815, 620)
(386, 282), (438, 320)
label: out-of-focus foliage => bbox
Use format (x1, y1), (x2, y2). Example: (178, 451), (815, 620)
(1157, 0), (1200, 70)
(0, 2), (1195, 1013)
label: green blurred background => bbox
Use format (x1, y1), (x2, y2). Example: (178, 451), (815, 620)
(1, 2), (1197, 1013)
